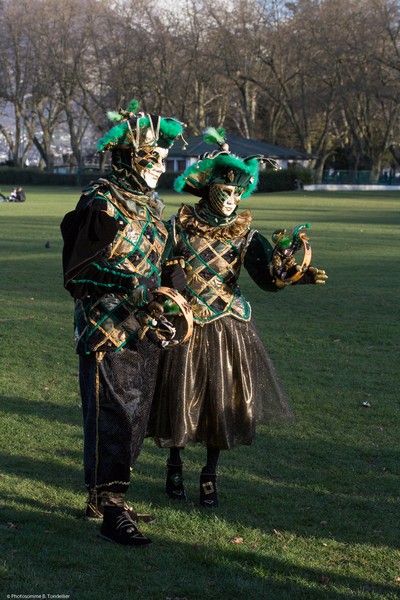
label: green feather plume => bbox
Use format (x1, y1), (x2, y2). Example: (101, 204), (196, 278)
(203, 127), (226, 146)
(159, 119), (185, 147)
(97, 122), (129, 151)
(106, 99), (140, 124)
(97, 96), (184, 151)
(126, 99), (140, 113)
(107, 111), (123, 123)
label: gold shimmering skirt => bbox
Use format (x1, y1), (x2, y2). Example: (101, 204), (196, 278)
(149, 317), (294, 450)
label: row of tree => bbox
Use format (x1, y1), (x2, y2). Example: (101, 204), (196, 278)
(1, 0), (400, 181)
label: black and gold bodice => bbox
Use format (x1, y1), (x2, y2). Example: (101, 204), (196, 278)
(61, 180), (169, 353)
(174, 204), (279, 325)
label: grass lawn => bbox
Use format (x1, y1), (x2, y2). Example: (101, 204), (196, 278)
(0, 186), (399, 599)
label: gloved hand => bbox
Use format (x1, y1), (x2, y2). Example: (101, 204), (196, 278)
(129, 276), (157, 306)
(161, 257), (187, 291)
(295, 265), (328, 285)
(137, 301), (178, 348)
(147, 318), (178, 349)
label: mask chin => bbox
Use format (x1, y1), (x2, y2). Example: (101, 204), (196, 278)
(142, 169), (161, 189)
(220, 199), (237, 216)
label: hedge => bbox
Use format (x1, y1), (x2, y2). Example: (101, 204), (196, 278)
(0, 166), (313, 192)
(0, 167), (100, 188)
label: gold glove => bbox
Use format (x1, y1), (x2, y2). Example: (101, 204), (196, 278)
(275, 264), (329, 286)
(306, 265), (328, 285)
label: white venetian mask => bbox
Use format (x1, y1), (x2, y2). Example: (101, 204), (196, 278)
(208, 184), (243, 216)
(132, 146), (169, 189)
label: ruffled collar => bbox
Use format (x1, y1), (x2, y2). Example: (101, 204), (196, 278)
(177, 203), (252, 240)
(195, 201), (238, 226)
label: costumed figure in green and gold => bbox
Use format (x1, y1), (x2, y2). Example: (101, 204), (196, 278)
(148, 128), (327, 508)
(60, 100), (187, 545)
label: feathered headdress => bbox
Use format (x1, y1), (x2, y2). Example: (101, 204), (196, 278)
(97, 99), (186, 152)
(174, 127), (264, 199)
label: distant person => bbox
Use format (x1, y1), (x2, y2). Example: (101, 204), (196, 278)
(15, 187), (26, 202)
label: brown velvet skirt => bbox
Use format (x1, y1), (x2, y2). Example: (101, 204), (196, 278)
(148, 316), (294, 450)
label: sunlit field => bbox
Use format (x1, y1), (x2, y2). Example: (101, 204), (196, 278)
(0, 187), (399, 599)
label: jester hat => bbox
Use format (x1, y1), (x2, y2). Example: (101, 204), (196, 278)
(174, 128), (263, 199)
(97, 99), (186, 152)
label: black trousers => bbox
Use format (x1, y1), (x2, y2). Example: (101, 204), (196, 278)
(79, 343), (160, 494)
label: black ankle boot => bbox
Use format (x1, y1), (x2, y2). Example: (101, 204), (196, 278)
(166, 462), (187, 500)
(100, 506), (152, 546)
(199, 470), (218, 508)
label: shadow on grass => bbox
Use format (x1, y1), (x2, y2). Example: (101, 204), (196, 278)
(1, 394), (399, 557)
(0, 395), (81, 427)
(133, 438), (400, 551)
(1, 506), (398, 600)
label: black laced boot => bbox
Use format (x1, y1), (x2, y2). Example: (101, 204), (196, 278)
(166, 462), (187, 501)
(100, 505), (152, 546)
(199, 469), (218, 508)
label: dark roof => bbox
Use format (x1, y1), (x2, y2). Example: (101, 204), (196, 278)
(169, 134), (314, 160)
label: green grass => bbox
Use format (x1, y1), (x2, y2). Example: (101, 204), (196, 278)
(0, 187), (399, 599)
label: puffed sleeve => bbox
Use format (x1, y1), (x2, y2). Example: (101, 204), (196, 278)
(243, 230), (281, 292)
(61, 191), (146, 299)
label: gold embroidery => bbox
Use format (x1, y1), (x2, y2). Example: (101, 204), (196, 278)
(95, 357), (100, 489)
(176, 205), (252, 324)
(202, 481), (215, 495)
(91, 480), (130, 490)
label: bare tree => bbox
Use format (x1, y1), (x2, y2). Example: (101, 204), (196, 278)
(1, 0), (400, 179)
(331, 0), (400, 181)
(203, 0), (272, 138)
(0, 0), (36, 166)
(230, 0), (344, 178)
(371, 0), (400, 172)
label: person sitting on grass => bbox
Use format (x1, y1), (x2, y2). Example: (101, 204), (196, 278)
(16, 187), (26, 202)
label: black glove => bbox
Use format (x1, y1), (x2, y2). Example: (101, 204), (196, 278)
(129, 276), (157, 306)
(137, 301), (177, 348)
(161, 257), (187, 291)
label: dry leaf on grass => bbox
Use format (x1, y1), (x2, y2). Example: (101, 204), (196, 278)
(273, 529), (284, 537)
(229, 537), (244, 544)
